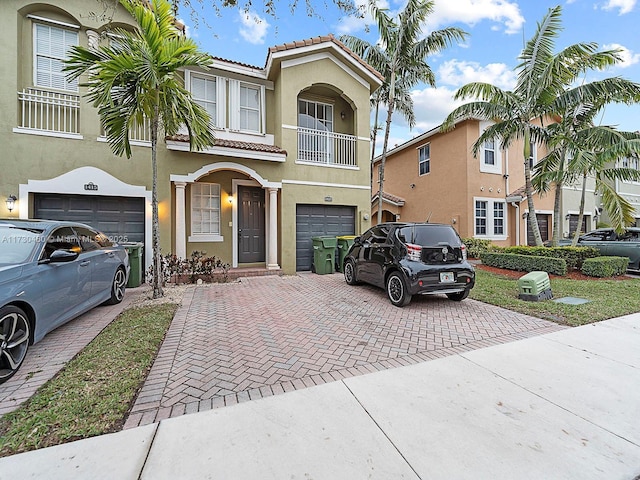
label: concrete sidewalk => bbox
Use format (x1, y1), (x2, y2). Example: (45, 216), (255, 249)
(1, 314), (639, 479)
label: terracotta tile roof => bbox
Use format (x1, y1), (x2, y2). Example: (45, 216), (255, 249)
(372, 190), (406, 205)
(507, 185), (526, 198)
(268, 34), (384, 83)
(166, 134), (287, 154)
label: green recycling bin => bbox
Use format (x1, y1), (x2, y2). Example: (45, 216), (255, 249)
(336, 235), (357, 272)
(123, 242), (143, 288)
(312, 236), (337, 274)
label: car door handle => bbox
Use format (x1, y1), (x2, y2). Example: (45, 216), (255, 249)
(80, 260), (91, 267)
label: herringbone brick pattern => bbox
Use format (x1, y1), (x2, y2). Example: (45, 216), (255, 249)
(125, 273), (567, 428)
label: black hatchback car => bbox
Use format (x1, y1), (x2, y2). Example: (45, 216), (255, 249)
(343, 222), (475, 307)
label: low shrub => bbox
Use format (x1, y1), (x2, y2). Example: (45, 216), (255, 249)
(481, 252), (568, 276)
(499, 245), (599, 270)
(581, 256), (629, 277)
(145, 250), (231, 285)
(462, 238), (495, 259)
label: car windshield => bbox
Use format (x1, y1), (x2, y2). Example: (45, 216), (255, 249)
(0, 226), (44, 265)
(397, 225), (461, 247)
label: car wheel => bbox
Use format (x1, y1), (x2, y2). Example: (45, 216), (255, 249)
(386, 271), (412, 307)
(0, 306), (31, 384)
(105, 268), (127, 305)
(446, 289), (470, 301)
(344, 260), (359, 285)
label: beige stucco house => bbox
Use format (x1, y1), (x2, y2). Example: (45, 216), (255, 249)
(1, 0), (382, 274)
(371, 118), (561, 246)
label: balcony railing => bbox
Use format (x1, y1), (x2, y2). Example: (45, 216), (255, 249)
(297, 127), (357, 167)
(17, 88), (80, 135)
(101, 116), (152, 144)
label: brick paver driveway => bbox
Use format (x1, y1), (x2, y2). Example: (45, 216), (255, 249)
(125, 272), (566, 428)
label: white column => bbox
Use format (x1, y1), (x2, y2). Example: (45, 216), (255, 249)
(174, 182), (187, 259)
(267, 187), (280, 270)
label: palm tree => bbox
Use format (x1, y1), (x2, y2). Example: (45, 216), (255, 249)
(65, 0), (215, 298)
(532, 75), (640, 245)
(340, 0), (466, 223)
(443, 5), (631, 246)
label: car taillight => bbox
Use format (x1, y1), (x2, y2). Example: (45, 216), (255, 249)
(461, 244), (467, 261)
(406, 243), (422, 261)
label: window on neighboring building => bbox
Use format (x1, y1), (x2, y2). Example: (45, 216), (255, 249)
(528, 142), (538, 169)
(418, 144), (430, 175)
(34, 22), (78, 91)
(621, 156), (640, 184)
(191, 74), (217, 127)
(475, 198), (506, 238)
(191, 183), (221, 236)
(240, 83), (261, 132)
(484, 138), (495, 166)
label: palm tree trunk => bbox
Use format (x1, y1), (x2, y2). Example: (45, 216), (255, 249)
(370, 99), (381, 190)
(572, 172), (588, 246)
(377, 71), (396, 224)
(523, 130), (543, 246)
(151, 101), (163, 299)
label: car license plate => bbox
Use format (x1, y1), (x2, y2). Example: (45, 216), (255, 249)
(440, 272), (455, 283)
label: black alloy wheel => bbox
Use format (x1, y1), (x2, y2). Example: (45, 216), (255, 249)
(386, 271), (412, 307)
(344, 260), (359, 285)
(446, 289), (470, 301)
(105, 268), (127, 305)
(0, 306), (31, 384)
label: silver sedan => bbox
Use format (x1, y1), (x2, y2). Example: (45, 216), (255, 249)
(0, 219), (130, 384)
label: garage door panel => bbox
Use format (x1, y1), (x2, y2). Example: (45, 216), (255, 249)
(34, 194), (145, 243)
(296, 204), (355, 271)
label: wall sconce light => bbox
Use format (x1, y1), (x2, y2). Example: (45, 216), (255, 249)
(228, 196), (233, 205)
(6, 195), (17, 212)
(565, 214), (570, 220)
(340, 111), (346, 120)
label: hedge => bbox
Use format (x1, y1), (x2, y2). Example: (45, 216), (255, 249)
(481, 252), (568, 276)
(461, 238), (495, 259)
(500, 245), (599, 270)
(581, 256), (629, 277)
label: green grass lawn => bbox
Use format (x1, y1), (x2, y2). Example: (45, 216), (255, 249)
(470, 268), (640, 326)
(0, 303), (177, 457)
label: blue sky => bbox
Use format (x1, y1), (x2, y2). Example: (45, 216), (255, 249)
(179, 0), (640, 150)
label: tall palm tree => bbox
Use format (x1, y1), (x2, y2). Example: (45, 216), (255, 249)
(65, 0), (215, 298)
(533, 76), (640, 245)
(341, 0), (466, 223)
(443, 5), (630, 246)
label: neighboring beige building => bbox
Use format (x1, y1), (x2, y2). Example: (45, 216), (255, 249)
(371, 118), (559, 246)
(1, 0), (382, 274)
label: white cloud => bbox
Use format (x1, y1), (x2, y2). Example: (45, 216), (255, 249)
(603, 43), (640, 67)
(601, 0), (636, 14)
(437, 59), (516, 90)
(238, 11), (270, 45)
(335, 0), (390, 35)
(427, 0), (525, 35)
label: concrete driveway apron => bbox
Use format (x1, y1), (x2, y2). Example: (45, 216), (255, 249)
(125, 272), (566, 428)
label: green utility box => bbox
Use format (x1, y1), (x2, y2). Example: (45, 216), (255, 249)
(517, 271), (552, 301)
(123, 242), (144, 288)
(312, 236), (338, 274)
(336, 235), (357, 272)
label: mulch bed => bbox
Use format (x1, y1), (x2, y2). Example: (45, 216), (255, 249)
(474, 263), (631, 281)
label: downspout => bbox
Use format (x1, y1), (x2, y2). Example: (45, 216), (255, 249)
(504, 149), (520, 245)
(510, 202), (520, 245)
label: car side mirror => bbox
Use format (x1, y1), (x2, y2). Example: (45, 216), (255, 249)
(48, 249), (80, 263)
(353, 236), (361, 245)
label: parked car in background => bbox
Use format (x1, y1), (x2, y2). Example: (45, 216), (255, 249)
(343, 222), (475, 307)
(558, 227), (640, 272)
(0, 219), (130, 384)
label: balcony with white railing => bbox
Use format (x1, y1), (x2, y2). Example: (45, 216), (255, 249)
(297, 127), (357, 167)
(100, 116), (152, 146)
(14, 88), (81, 139)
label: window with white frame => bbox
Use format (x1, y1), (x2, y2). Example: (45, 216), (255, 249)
(240, 83), (261, 132)
(479, 121), (501, 174)
(418, 144), (430, 175)
(528, 142), (538, 169)
(34, 22), (79, 91)
(191, 183), (221, 237)
(475, 198), (507, 239)
(190, 74), (218, 127)
(621, 156), (640, 184)
(298, 99), (333, 131)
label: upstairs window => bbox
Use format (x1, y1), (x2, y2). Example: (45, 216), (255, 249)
(34, 22), (78, 92)
(479, 121), (501, 174)
(418, 144), (430, 175)
(191, 74), (218, 127)
(240, 83), (261, 132)
(483, 138), (495, 165)
(298, 99), (333, 132)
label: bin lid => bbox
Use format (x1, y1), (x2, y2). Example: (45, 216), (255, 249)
(337, 235), (357, 240)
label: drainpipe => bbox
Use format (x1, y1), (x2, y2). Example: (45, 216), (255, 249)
(506, 194), (523, 246)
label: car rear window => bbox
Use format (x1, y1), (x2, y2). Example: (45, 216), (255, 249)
(397, 225), (461, 247)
